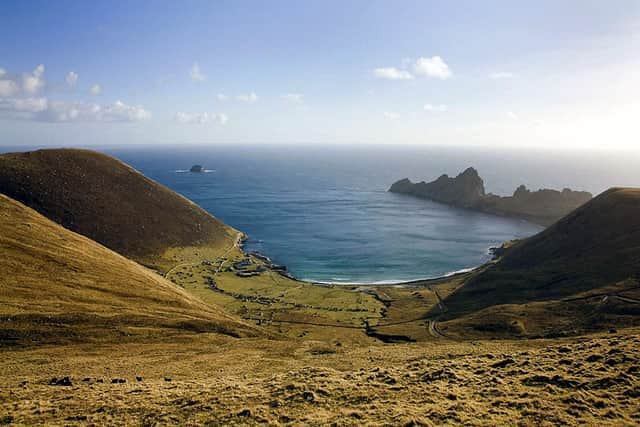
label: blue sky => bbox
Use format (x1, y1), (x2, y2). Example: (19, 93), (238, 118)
(1, 0), (639, 149)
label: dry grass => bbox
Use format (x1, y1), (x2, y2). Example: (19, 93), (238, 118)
(1, 329), (638, 425)
(442, 188), (640, 329)
(166, 249), (387, 344)
(0, 194), (261, 346)
(0, 149), (237, 272)
(2, 150), (639, 425)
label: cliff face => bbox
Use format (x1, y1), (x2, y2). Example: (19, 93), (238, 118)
(389, 169), (592, 226)
(389, 167), (485, 208)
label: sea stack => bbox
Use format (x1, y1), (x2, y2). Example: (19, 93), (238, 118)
(190, 164), (203, 173)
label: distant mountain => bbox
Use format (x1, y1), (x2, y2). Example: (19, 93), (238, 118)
(0, 149), (238, 272)
(389, 167), (591, 225)
(0, 194), (260, 346)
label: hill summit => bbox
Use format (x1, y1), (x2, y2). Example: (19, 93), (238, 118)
(0, 149), (238, 271)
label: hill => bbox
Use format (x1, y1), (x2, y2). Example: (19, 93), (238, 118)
(389, 168), (592, 225)
(0, 194), (260, 346)
(0, 148), (238, 271)
(439, 188), (640, 335)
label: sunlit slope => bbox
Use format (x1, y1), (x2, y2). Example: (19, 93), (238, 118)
(0, 194), (260, 345)
(443, 188), (640, 318)
(0, 148), (237, 271)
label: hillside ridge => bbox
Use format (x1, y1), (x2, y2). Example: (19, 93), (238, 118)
(0, 193), (261, 346)
(438, 187), (640, 332)
(0, 148), (237, 271)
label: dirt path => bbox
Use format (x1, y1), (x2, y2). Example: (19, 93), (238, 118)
(165, 232), (243, 279)
(426, 286), (449, 339)
(427, 319), (447, 339)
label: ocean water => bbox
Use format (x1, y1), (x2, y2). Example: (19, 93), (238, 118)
(3, 144), (639, 283)
(98, 144), (639, 284)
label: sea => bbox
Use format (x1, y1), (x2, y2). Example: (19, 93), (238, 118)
(4, 144), (640, 284)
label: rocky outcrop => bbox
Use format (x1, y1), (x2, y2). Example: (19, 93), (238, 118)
(389, 168), (592, 226)
(477, 185), (593, 226)
(389, 167), (485, 208)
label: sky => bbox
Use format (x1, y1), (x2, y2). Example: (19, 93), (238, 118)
(1, 0), (639, 150)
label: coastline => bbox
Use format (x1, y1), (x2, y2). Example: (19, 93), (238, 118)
(242, 243), (501, 288)
(304, 267), (477, 287)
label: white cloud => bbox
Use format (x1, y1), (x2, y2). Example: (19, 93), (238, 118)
(489, 72), (514, 80)
(281, 93), (304, 103)
(22, 64), (45, 94)
(65, 71), (78, 87)
(383, 111), (400, 120)
(424, 103), (447, 112)
(507, 111), (519, 120)
(0, 65), (148, 123)
(217, 93), (228, 101)
(1, 65), (46, 97)
(14, 97), (49, 112)
(190, 62), (205, 82)
(0, 97), (48, 113)
(103, 100), (151, 121)
(175, 111), (228, 125)
(373, 67), (413, 80)
(45, 100), (150, 122)
(90, 84), (101, 95)
(374, 56), (452, 81)
(0, 97), (150, 123)
(0, 79), (19, 97)
(236, 92), (258, 103)
(413, 56), (452, 79)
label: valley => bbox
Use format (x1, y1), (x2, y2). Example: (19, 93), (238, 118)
(1, 149), (639, 425)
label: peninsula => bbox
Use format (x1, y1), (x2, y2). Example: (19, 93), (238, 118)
(389, 167), (592, 225)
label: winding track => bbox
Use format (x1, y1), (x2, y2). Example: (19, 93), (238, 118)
(426, 285), (449, 339)
(165, 232), (244, 279)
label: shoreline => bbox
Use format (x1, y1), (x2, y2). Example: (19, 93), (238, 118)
(242, 244), (503, 288)
(305, 267), (477, 287)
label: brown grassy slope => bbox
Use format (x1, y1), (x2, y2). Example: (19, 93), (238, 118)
(2, 329), (639, 426)
(0, 194), (261, 346)
(442, 187), (640, 318)
(0, 148), (237, 271)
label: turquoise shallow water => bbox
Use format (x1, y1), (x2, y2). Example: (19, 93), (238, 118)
(6, 144), (639, 283)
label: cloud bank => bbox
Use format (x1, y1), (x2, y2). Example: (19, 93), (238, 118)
(0, 65), (150, 123)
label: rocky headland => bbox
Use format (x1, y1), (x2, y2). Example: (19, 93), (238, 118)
(389, 167), (592, 226)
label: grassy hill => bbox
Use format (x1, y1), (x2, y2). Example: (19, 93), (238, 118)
(0, 194), (260, 346)
(439, 188), (640, 336)
(0, 149), (237, 272)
